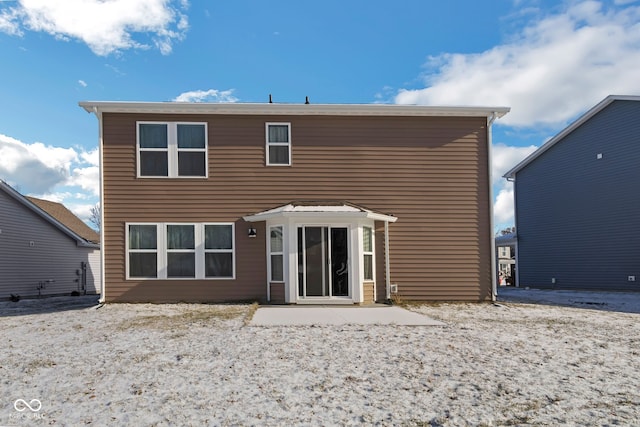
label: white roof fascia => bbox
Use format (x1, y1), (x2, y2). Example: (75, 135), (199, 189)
(0, 181), (99, 249)
(503, 95), (640, 179)
(79, 101), (509, 119)
(243, 205), (397, 223)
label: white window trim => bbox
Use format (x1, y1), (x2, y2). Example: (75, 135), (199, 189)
(363, 226), (375, 281)
(126, 223), (162, 279)
(137, 121), (208, 178)
(165, 223), (198, 279)
(204, 222), (236, 280)
(125, 222), (235, 280)
(265, 122), (292, 166)
(268, 225), (285, 283)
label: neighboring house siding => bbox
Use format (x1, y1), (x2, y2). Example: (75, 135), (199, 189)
(102, 113), (492, 302)
(87, 249), (101, 294)
(0, 190), (98, 299)
(515, 100), (640, 290)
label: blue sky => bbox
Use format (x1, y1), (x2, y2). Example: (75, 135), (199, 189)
(1, 0), (639, 232)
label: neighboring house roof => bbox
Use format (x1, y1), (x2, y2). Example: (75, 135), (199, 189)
(244, 201), (398, 223)
(26, 196), (100, 244)
(503, 95), (640, 179)
(79, 101), (510, 119)
(495, 232), (517, 246)
(0, 180), (100, 248)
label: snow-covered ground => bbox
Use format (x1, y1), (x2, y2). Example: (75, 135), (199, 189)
(1, 291), (639, 426)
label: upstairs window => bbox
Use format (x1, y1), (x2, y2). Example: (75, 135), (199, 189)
(138, 123), (169, 176)
(266, 123), (291, 166)
(138, 122), (207, 178)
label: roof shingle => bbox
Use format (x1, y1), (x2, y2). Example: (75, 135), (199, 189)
(25, 197), (100, 244)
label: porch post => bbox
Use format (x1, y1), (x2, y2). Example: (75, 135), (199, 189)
(385, 220), (391, 301)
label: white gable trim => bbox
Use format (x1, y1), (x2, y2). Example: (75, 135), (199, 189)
(504, 95), (640, 179)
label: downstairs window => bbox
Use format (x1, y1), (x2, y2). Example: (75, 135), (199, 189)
(126, 223), (234, 279)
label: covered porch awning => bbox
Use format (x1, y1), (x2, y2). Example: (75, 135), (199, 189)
(243, 201), (397, 223)
(243, 201), (397, 304)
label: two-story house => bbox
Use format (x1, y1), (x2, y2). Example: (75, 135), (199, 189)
(80, 101), (508, 304)
(504, 95), (640, 291)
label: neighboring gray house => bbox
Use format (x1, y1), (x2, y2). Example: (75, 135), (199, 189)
(503, 95), (640, 291)
(0, 181), (101, 299)
(495, 232), (516, 286)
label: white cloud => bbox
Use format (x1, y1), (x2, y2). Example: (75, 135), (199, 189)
(78, 79), (87, 87)
(66, 165), (99, 196)
(494, 187), (516, 226)
(79, 147), (99, 166)
(0, 133), (76, 193)
(491, 143), (538, 186)
(173, 89), (239, 103)
(0, 0), (189, 56)
(0, 134), (99, 222)
(0, 6), (22, 35)
(491, 143), (539, 227)
(396, 1), (640, 127)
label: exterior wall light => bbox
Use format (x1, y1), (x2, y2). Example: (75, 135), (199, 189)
(248, 227), (257, 238)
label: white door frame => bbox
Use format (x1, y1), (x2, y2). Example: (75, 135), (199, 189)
(297, 224), (350, 300)
(264, 216), (372, 304)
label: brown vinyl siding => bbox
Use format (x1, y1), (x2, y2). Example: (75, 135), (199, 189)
(269, 282), (285, 304)
(102, 113), (491, 302)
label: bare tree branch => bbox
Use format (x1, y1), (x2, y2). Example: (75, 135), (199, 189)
(89, 203), (101, 232)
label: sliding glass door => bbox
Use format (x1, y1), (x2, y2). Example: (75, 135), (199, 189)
(297, 226), (349, 298)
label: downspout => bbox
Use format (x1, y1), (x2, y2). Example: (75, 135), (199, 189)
(384, 220), (391, 301)
(487, 112), (498, 302)
(266, 223), (270, 303)
(93, 106), (106, 304)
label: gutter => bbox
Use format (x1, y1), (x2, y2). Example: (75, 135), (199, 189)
(97, 107), (106, 304)
(85, 105), (107, 304)
(487, 112), (499, 302)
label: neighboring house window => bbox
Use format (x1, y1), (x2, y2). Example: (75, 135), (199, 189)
(138, 122), (207, 177)
(126, 223), (234, 279)
(498, 247), (510, 258)
(266, 123), (291, 166)
(363, 226), (374, 281)
(269, 226), (284, 282)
